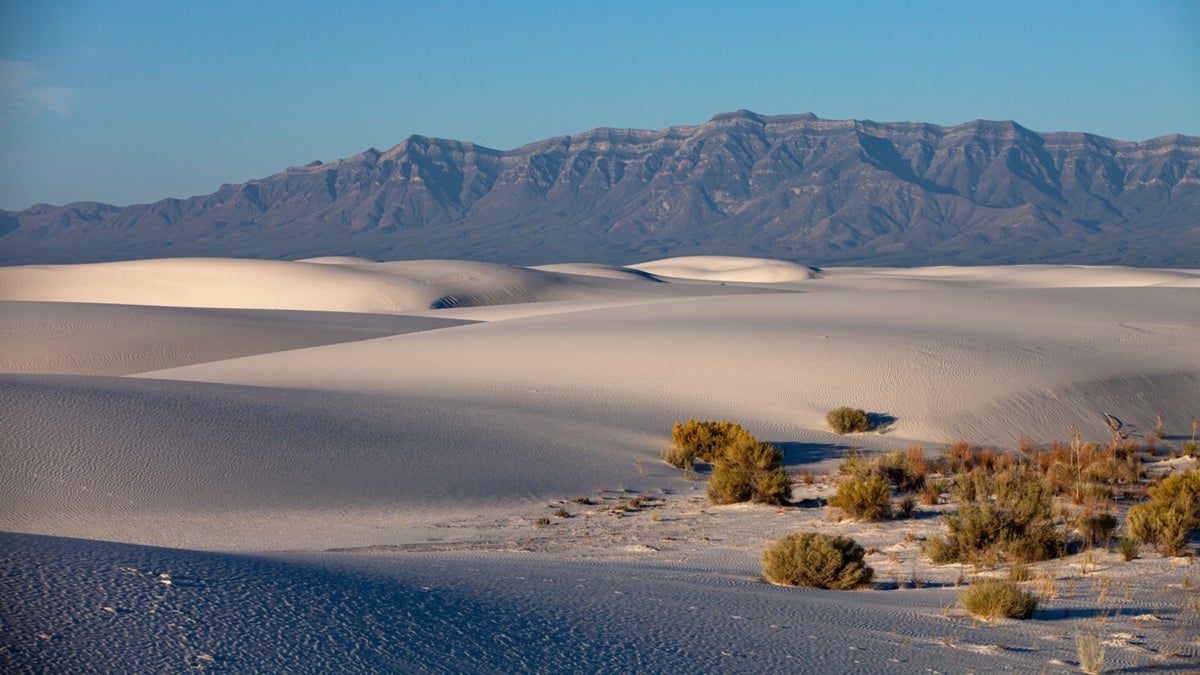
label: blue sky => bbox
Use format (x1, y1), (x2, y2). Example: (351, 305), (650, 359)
(1, 0), (1197, 210)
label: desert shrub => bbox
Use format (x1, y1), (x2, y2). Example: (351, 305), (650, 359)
(1007, 564), (1031, 583)
(828, 475), (892, 521)
(921, 476), (949, 505)
(1076, 513), (1119, 545)
(826, 407), (873, 434)
(839, 448), (868, 477)
(1147, 470), (1200, 523)
(958, 579), (1038, 620)
(899, 494), (917, 518)
(925, 475), (1064, 566)
(1127, 501), (1189, 556)
(707, 435), (789, 506)
(1117, 536), (1140, 561)
(1126, 470), (1200, 555)
(761, 532), (874, 590)
(665, 419), (753, 469)
(945, 440), (976, 473)
(872, 448), (927, 493)
(1185, 440), (1199, 457)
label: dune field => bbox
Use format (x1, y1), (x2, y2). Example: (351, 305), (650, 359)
(2, 255), (1200, 672)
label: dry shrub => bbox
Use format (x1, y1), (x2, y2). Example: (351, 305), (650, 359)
(665, 419), (753, 469)
(925, 475), (1064, 566)
(921, 476), (948, 506)
(1076, 632), (1106, 675)
(1126, 470), (1200, 556)
(828, 475), (892, 521)
(872, 448), (927, 493)
(761, 532), (874, 590)
(826, 407), (873, 434)
(958, 579), (1038, 620)
(1127, 503), (1189, 556)
(945, 440), (976, 473)
(708, 435), (789, 506)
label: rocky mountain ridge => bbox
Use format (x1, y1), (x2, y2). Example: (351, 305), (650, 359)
(2, 110), (1198, 266)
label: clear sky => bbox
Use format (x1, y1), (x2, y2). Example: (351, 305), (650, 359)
(1, 0), (1197, 210)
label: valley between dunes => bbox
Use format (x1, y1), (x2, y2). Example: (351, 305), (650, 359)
(2, 255), (1199, 673)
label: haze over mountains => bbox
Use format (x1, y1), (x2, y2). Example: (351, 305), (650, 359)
(3, 110), (1198, 267)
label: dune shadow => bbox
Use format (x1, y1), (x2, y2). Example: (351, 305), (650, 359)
(774, 441), (853, 466)
(1032, 606), (1164, 621)
(868, 413), (899, 433)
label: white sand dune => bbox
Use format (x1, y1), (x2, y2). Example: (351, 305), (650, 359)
(630, 255), (819, 282)
(0, 301), (471, 375)
(0, 257), (677, 313)
(4, 255), (1200, 672)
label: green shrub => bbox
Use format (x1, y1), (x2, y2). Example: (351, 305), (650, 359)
(665, 419), (753, 469)
(1126, 470), (1200, 555)
(707, 435), (790, 506)
(958, 579), (1038, 620)
(1117, 536), (1140, 561)
(828, 475), (892, 521)
(925, 475), (1064, 566)
(1076, 513), (1119, 546)
(1184, 440), (1199, 457)
(1147, 470), (1200, 524)
(1127, 501), (1189, 556)
(761, 532), (874, 590)
(826, 407), (873, 434)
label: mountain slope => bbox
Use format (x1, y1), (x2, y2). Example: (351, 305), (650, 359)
(2, 111), (1198, 266)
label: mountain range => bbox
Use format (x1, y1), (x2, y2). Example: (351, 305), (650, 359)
(2, 110), (1198, 267)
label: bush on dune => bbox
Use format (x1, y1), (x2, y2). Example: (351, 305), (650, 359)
(762, 532), (874, 590)
(958, 579), (1038, 620)
(664, 419), (753, 470)
(924, 474), (1064, 566)
(1126, 470), (1200, 556)
(828, 475), (892, 521)
(708, 434), (790, 505)
(826, 407), (873, 434)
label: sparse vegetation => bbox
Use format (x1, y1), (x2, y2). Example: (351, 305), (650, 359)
(958, 579), (1038, 620)
(1076, 632), (1107, 674)
(761, 532), (874, 590)
(828, 475), (892, 521)
(826, 407), (873, 434)
(924, 474), (1064, 567)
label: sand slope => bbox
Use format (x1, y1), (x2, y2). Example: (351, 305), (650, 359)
(11, 532), (1189, 674)
(0, 301), (471, 375)
(3, 256), (1200, 673)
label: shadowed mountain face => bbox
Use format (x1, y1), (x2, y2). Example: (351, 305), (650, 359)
(3, 110), (1198, 266)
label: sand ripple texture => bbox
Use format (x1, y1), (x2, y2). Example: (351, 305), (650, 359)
(11, 532), (1195, 674)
